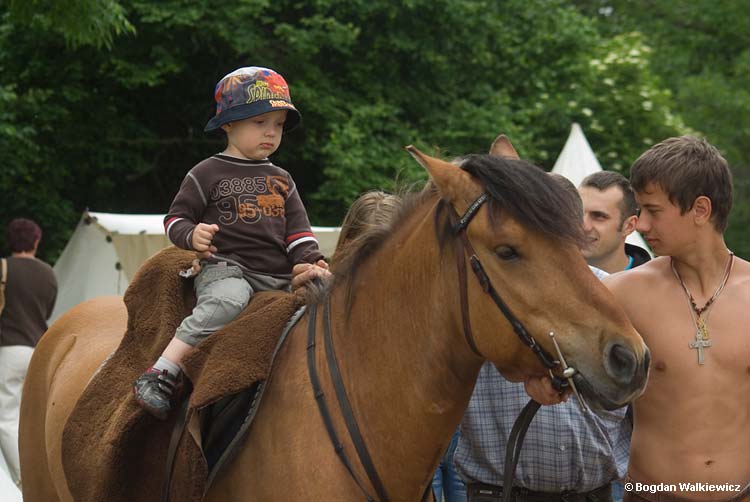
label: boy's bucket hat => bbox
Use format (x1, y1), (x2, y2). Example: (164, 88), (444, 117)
(205, 67), (301, 132)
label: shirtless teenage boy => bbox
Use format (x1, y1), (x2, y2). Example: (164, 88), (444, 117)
(605, 136), (750, 501)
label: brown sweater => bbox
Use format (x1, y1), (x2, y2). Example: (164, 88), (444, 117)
(0, 256), (57, 347)
(164, 154), (323, 277)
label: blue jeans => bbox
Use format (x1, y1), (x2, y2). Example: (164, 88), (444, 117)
(612, 480), (624, 502)
(432, 431), (467, 502)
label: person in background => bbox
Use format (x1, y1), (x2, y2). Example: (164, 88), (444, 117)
(0, 218), (57, 486)
(331, 191), (402, 265)
(578, 170), (651, 502)
(579, 171), (650, 274)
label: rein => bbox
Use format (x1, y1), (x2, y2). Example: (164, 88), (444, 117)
(306, 299), (386, 502)
(306, 297), (436, 502)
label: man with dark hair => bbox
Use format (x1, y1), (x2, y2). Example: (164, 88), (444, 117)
(0, 218), (57, 486)
(579, 171), (650, 274)
(578, 171), (651, 502)
(605, 136), (749, 501)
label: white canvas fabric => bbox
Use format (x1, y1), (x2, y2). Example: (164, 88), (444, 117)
(0, 465), (21, 502)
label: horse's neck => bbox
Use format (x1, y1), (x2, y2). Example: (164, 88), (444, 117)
(327, 201), (483, 495)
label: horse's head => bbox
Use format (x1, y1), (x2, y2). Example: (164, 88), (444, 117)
(407, 142), (649, 411)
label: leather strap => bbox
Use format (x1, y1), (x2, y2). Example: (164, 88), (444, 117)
(454, 234), (483, 357)
(162, 396), (190, 502)
(502, 399), (541, 502)
(306, 302), (377, 501)
(0, 258), (7, 316)
(323, 298), (390, 502)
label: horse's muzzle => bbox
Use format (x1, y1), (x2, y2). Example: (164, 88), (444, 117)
(603, 341), (650, 389)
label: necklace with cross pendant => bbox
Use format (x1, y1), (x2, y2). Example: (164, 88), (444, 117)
(671, 252), (734, 366)
(689, 317), (711, 365)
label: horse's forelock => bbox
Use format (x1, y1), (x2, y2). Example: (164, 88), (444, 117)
(458, 155), (586, 247)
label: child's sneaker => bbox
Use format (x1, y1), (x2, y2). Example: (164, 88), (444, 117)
(133, 367), (177, 420)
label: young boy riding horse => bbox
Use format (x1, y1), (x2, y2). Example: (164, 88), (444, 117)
(134, 67), (328, 419)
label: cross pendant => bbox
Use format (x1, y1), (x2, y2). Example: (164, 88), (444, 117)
(689, 337), (712, 365)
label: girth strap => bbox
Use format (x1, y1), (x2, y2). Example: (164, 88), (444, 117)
(162, 395), (190, 502)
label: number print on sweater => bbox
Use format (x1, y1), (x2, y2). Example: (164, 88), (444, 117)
(212, 175), (288, 226)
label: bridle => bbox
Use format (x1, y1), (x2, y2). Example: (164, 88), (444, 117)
(449, 193), (585, 395)
(450, 193), (557, 367)
(306, 192), (586, 502)
(448, 192), (589, 502)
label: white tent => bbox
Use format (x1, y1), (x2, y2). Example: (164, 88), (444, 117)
(51, 211), (341, 322)
(552, 123), (651, 254)
(0, 453), (21, 502)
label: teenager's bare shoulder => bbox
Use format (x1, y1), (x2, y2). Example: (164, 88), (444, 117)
(603, 256), (669, 293)
(728, 255), (750, 296)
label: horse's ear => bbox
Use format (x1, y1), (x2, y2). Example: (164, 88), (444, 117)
(489, 135), (520, 159)
(405, 145), (481, 205)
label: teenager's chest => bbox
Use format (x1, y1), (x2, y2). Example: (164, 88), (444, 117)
(632, 291), (750, 381)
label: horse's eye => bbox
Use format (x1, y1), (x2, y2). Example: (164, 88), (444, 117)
(495, 245), (519, 261)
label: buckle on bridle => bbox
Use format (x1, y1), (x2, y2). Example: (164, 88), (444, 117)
(547, 331), (588, 413)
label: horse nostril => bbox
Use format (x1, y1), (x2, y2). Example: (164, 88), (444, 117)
(604, 342), (638, 384)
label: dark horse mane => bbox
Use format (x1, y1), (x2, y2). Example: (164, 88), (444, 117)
(305, 154), (586, 307)
(450, 154), (586, 246)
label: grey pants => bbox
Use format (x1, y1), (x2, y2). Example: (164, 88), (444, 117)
(174, 263), (290, 347)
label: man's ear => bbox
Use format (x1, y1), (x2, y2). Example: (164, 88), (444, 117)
(621, 215), (638, 237)
(221, 122), (232, 133)
(692, 195), (712, 226)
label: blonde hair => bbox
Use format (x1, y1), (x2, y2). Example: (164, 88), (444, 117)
(331, 191), (403, 265)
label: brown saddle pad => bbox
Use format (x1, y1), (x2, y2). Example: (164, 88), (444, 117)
(61, 246), (303, 502)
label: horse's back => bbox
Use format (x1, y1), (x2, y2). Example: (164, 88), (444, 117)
(204, 314), (360, 502)
(20, 296), (127, 502)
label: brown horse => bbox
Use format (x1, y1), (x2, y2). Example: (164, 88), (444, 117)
(20, 142), (649, 502)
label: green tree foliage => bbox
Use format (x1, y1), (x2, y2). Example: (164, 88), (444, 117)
(3, 0), (134, 48)
(0, 0), (690, 262)
(574, 0), (750, 257)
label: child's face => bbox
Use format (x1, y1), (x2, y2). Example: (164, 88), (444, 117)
(222, 109), (288, 160)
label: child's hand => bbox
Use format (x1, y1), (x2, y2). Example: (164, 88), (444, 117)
(291, 260), (331, 290)
(192, 223), (219, 253)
